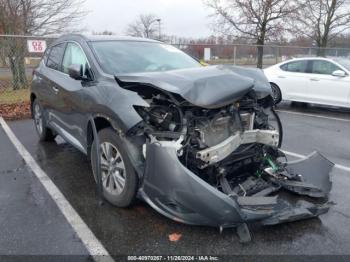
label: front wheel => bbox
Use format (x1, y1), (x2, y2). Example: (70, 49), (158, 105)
(270, 83), (282, 105)
(91, 128), (138, 207)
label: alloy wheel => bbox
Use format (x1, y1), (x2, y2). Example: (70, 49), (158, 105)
(34, 103), (43, 135)
(271, 86), (278, 102)
(99, 142), (126, 196)
(271, 84), (281, 104)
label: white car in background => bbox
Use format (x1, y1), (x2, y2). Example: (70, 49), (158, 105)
(264, 57), (350, 108)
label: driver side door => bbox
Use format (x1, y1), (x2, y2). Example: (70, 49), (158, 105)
(308, 60), (350, 107)
(50, 42), (92, 153)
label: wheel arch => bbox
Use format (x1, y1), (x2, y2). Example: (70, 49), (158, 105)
(269, 81), (279, 88)
(87, 116), (115, 160)
(86, 115), (145, 178)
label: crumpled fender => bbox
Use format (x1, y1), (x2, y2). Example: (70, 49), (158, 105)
(139, 142), (334, 227)
(139, 143), (245, 227)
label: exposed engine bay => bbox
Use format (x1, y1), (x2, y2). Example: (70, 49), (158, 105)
(116, 65), (334, 241)
(133, 88), (330, 198)
(135, 90), (281, 189)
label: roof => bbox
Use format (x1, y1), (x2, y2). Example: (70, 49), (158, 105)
(290, 57), (333, 61)
(274, 57), (339, 66)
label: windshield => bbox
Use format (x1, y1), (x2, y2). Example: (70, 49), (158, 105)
(334, 58), (350, 71)
(90, 41), (201, 75)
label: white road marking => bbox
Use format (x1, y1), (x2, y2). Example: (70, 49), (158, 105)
(0, 117), (114, 262)
(276, 110), (350, 123)
(283, 150), (350, 172)
(282, 150), (306, 159)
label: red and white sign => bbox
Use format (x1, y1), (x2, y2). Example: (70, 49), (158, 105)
(27, 40), (47, 53)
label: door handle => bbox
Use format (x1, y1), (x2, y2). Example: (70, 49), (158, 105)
(52, 86), (59, 94)
(310, 78), (320, 81)
(278, 76), (286, 79)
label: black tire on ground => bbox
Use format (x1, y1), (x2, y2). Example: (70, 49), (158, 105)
(91, 127), (138, 207)
(32, 99), (56, 142)
(291, 101), (308, 107)
(270, 83), (282, 105)
(271, 107), (283, 148)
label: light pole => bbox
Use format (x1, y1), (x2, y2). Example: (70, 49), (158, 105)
(150, 18), (161, 40)
(156, 19), (161, 41)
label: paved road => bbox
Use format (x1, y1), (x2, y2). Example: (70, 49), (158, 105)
(0, 124), (89, 258)
(277, 102), (350, 167)
(0, 102), (350, 258)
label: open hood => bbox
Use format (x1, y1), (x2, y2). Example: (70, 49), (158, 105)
(115, 65), (272, 109)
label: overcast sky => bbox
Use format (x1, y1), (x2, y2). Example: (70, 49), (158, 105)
(84, 0), (212, 37)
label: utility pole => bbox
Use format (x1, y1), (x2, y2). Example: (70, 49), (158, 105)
(149, 18), (162, 40)
(156, 19), (161, 41)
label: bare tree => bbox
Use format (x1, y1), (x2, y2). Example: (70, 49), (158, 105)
(126, 14), (161, 39)
(0, 0), (87, 35)
(204, 0), (299, 68)
(0, 0), (87, 89)
(297, 0), (350, 56)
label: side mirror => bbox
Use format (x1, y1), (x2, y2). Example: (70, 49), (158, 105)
(332, 70), (347, 77)
(68, 64), (83, 80)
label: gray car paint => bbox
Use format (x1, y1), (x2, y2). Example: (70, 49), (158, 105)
(141, 143), (333, 227)
(31, 34), (333, 231)
(116, 65), (272, 109)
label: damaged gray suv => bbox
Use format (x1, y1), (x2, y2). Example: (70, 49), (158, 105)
(31, 34), (333, 238)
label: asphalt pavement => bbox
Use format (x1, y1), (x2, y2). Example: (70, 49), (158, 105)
(0, 102), (350, 259)
(0, 121), (89, 258)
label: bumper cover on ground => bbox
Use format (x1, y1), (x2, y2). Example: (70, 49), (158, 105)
(140, 143), (334, 228)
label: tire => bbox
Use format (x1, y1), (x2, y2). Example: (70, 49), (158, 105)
(291, 101), (308, 107)
(271, 108), (283, 148)
(32, 99), (56, 142)
(270, 83), (282, 105)
(91, 128), (138, 207)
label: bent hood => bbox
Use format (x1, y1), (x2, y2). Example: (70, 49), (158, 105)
(115, 65), (272, 109)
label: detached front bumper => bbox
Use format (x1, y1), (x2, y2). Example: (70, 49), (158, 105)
(139, 143), (334, 228)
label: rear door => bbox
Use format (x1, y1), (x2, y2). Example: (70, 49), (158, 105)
(308, 60), (350, 107)
(40, 42), (67, 128)
(276, 60), (311, 101)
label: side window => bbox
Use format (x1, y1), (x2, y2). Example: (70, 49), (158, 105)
(311, 60), (341, 75)
(46, 43), (66, 71)
(43, 48), (50, 65)
(280, 61), (308, 73)
(62, 43), (88, 75)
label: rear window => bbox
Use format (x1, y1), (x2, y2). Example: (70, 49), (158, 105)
(280, 60), (308, 73)
(46, 43), (66, 71)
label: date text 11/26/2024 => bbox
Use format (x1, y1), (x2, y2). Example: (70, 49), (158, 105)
(127, 256), (220, 261)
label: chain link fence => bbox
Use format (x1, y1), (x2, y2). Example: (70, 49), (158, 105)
(0, 35), (57, 119)
(1, 34), (350, 93)
(0, 35), (56, 92)
(174, 43), (350, 67)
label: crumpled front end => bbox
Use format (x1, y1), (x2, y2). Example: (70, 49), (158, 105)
(140, 138), (333, 228)
(118, 65), (334, 237)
